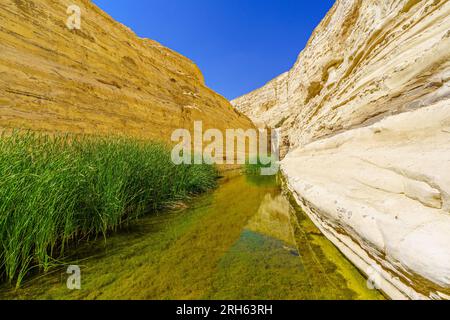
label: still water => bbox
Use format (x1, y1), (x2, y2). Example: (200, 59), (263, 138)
(0, 175), (384, 300)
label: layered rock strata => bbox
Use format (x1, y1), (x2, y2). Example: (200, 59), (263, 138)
(0, 0), (253, 143)
(233, 0), (450, 299)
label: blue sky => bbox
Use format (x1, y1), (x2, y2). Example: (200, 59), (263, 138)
(93, 0), (335, 100)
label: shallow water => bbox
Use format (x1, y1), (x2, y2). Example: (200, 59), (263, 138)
(0, 175), (384, 300)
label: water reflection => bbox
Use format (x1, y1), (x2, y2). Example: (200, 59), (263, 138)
(208, 176), (384, 300)
(246, 193), (295, 245)
(208, 192), (307, 299)
(0, 175), (384, 300)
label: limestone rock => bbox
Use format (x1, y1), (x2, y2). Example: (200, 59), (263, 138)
(0, 0), (253, 142)
(233, 0), (450, 299)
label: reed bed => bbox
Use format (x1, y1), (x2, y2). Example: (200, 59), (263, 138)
(0, 131), (218, 287)
(244, 156), (276, 175)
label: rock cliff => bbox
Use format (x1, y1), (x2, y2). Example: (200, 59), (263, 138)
(0, 0), (253, 142)
(233, 0), (450, 299)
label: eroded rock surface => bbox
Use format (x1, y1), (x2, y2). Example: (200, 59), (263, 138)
(0, 0), (253, 141)
(233, 0), (450, 299)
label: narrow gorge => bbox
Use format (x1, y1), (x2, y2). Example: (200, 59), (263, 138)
(233, 0), (450, 299)
(0, 0), (449, 301)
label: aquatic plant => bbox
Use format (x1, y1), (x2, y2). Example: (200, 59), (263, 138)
(243, 156), (277, 176)
(0, 131), (218, 287)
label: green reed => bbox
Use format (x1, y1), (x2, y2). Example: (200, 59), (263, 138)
(0, 131), (218, 287)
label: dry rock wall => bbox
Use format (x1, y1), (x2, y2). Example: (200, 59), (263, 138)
(233, 0), (450, 299)
(0, 0), (253, 142)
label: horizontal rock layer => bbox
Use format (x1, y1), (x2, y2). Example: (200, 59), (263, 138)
(0, 0), (253, 142)
(233, 0), (450, 299)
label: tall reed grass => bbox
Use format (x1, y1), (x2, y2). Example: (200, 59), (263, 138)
(0, 131), (218, 287)
(244, 157), (276, 176)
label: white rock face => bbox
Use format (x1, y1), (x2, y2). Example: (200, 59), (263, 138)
(232, 0), (450, 299)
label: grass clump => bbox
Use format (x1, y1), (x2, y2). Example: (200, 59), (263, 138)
(244, 157), (276, 176)
(0, 131), (218, 287)
(243, 157), (279, 187)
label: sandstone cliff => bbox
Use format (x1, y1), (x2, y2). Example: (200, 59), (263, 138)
(0, 0), (253, 142)
(233, 0), (450, 299)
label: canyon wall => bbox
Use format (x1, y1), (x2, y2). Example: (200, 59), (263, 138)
(0, 0), (253, 142)
(233, 0), (450, 299)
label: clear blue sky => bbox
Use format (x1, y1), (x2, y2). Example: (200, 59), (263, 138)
(93, 0), (335, 100)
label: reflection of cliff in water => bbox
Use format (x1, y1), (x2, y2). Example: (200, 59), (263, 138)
(0, 175), (384, 300)
(246, 193), (295, 246)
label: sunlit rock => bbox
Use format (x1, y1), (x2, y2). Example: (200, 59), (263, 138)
(233, 0), (450, 299)
(0, 0), (254, 142)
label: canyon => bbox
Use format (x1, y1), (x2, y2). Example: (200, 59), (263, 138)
(1, 0), (449, 301)
(233, 0), (450, 299)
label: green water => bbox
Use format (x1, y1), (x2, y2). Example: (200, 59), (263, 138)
(0, 174), (384, 300)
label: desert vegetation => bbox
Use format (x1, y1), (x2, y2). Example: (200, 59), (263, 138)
(0, 131), (218, 287)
